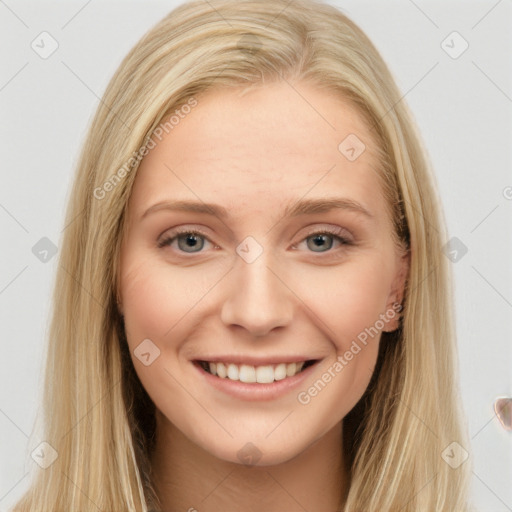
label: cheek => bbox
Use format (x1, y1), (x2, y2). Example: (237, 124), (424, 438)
(292, 260), (390, 419)
(121, 263), (174, 343)
(293, 256), (394, 347)
(120, 253), (221, 343)
(119, 256), (208, 420)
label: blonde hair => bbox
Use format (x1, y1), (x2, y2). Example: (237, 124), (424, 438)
(12, 0), (472, 510)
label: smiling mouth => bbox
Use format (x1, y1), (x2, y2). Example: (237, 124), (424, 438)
(196, 360), (317, 383)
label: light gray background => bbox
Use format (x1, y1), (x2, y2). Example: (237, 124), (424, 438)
(1, 0), (511, 510)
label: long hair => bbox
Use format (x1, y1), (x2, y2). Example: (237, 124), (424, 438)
(12, 0), (471, 510)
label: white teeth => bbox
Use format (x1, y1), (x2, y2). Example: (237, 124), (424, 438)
(256, 365), (274, 383)
(239, 364), (256, 383)
(286, 362), (296, 377)
(216, 362), (227, 378)
(203, 360), (310, 382)
(274, 363), (287, 381)
(227, 363), (239, 380)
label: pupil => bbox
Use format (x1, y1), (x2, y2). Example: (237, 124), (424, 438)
(309, 234), (332, 252)
(178, 233), (203, 252)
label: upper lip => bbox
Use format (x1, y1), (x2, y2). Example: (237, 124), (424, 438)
(194, 356), (319, 366)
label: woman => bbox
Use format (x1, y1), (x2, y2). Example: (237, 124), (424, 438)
(12, 0), (472, 510)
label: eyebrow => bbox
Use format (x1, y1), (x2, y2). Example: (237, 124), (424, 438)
(141, 197), (374, 221)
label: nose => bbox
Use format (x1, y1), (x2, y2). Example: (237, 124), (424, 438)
(220, 249), (294, 338)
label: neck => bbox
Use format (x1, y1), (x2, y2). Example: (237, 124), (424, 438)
(150, 412), (348, 512)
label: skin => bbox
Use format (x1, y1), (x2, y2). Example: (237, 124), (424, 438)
(119, 80), (409, 511)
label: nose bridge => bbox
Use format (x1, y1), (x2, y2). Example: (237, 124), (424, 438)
(220, 241), (293, 337)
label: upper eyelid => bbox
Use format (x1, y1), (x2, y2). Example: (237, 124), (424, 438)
(157, 227), (213, 248)
(159, 224), (351, 239)
(158, 225), (353, 250)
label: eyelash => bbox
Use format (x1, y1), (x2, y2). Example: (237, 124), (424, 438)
(157, 226), (354, 256)
(157, 228), (212, 250)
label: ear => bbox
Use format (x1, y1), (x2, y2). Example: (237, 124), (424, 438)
(383, 248), (410, 332)
(115, 289), (124, 316)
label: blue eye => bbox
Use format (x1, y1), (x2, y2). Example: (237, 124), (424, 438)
(157, 229), (212, 253)
(306, 233), (337, 252)
(157, 227), (353, 255)
(299, 229), (353, 253)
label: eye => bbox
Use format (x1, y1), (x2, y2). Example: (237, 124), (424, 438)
(157, 228), (214, 253)
(294, 227), (354, 254)
(157, 226), (354, 255)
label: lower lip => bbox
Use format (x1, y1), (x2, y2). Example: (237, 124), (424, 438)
(193, 361), (320, 401)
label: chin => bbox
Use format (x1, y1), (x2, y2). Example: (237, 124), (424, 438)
(192, 428), (316, 468)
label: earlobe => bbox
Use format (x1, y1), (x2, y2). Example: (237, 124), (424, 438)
(116, 292), (124, 316)
(383, 249), (410, 332)
(393, 249), (410, 306)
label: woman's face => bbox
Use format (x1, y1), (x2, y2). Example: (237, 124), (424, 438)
(119, 81), (409, 465)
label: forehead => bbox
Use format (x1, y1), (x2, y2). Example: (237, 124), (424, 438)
(128, 80), (388, 225)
